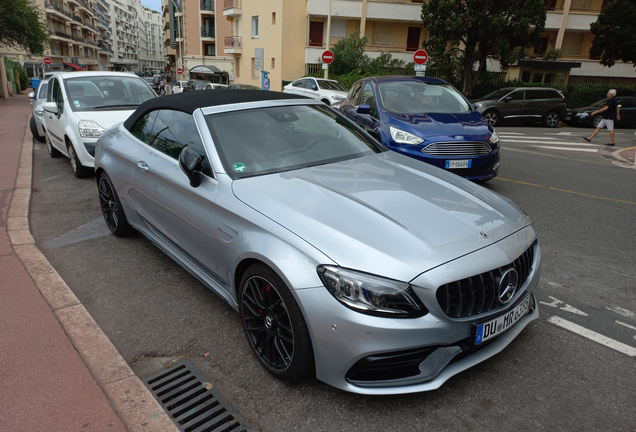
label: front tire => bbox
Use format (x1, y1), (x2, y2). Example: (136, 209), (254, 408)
(239, 264), (314, 381)
(544, 111), (560, 128)
(45, 131), (62, 158)
(97, 172), (133, 237)
(483, 110), (499, 127)
(68, 143), (92, 178)
(30, 116), (45, 142)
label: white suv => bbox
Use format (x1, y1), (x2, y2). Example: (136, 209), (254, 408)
(43, 71), (156, 177)
(283, 77), (347, 106)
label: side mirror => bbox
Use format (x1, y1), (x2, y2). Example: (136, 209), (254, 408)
(504, 96), (513, 102)
(356, 104), (371, 114)
(28, 92), (36, 99)
(43, 102), (59, 114)
(179, 146), (204, 188)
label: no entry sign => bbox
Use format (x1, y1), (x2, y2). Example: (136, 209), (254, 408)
(177, 68), (183, 74)
(43, 57), (52, 65)
(321, 50), (334, 64)
(413, 49), (428, 65)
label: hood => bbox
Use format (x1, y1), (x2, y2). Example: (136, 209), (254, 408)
(73, 109), (136, 130)
(384, 111), (492, 140)
(232, 152), (529, 281)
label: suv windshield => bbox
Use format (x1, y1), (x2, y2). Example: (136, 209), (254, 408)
(65, 76), (156, 111)
(206, 104), (386, 179)
(590, 98), (609, 108)
(318, 81), (347, 91)
(378, 82), (471, 114)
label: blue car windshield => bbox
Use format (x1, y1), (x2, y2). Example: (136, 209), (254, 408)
(206, 104), (386, 179)
(378, 82), (471, 114)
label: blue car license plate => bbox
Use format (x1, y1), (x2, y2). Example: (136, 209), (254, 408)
(446, 159), (471, 169)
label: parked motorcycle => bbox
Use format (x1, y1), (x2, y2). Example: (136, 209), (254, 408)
(152, 79), (166, 96)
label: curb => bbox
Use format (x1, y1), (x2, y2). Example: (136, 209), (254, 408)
(8, 120), (180, 432)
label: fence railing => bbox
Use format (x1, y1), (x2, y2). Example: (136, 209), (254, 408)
(201, 27), (215, 38)
(223, 0), (241, 9)
(200, 1), (214, 11)
(224, 36), (241, 47)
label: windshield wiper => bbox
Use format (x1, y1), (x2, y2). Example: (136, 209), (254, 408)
(92, 104), (139, 110)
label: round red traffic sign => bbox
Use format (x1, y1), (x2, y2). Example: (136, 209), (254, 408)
(43, 57), (52, 65)
(413, 49), (428, 65)
(321, 50), (334, 64)
(177, 68), (183, 74)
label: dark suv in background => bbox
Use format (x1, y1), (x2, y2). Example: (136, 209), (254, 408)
(473, 87), (566, 127)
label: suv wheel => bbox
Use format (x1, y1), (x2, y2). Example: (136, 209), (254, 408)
(544, 111), (560, 128)
(483, 110), (499, 127)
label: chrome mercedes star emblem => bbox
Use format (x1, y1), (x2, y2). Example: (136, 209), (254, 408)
(498, 268), (519, 304)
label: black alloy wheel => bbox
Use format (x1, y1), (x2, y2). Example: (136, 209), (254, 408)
(97, 172), (133, 237)
(239, 264), (314, 381)
(483, 110), (499, 127)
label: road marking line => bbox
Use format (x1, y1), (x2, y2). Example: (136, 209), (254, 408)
(497, 132), (525, 135)
(496, 178), (636, 206)
(606, 305), (636, 319)
(540, 296), (564, 308)
(560, 304), (588, 316)
(547, 316), (636, 357)
(501, 136), (559, 140)
(501, 139), (599, 146)
(616, 321), (636, 331)
(533, 146), (599, 152)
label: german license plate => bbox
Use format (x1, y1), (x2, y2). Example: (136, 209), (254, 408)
(475, 293), (530, 345)
(446, 159), (471, 169)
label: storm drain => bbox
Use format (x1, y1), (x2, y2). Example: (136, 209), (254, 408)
(143, 360), (255, 432)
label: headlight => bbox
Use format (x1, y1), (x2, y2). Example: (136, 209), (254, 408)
(79, 120), (106, 138)
(317, 265), (428, 318)
(522, 209), (532, 225)
(475, 102), (485, 108)
(577, 112), (589, 117)
(489, 130), (499, 144)
(34, 109), (44, 118)
(331, 95), (345, 101)
(390, 127), (424, 145)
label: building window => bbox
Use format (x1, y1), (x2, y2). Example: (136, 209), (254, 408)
(561, 32), (583, 55)
(372, 22), (393, 46)
(251, 16), (259, 38)
(570, 0), (592, 10)
(330, 19), (346, 38)
(272, 12), (276, 25)
(271, 57), (275, 69)
(205, 44), (215, 56)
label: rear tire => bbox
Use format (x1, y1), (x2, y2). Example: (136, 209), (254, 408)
(68, 143), (92, 178)
(543, 111), (560, 128)
(30, 116), (45, 142)
(483, 110), (499, 127)
(45, 131), (62, 158)
(97, 171), (133, 237)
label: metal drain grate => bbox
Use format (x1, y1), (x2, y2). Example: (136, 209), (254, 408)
(143, 360), (255, 432)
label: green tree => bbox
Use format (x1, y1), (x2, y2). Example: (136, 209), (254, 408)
(421, 0), (546, 97)
(589, 0), (636, 68)
(329, 31), (370, 76)
(0, 0), (50, 55)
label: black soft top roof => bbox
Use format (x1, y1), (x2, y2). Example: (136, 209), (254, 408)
(124, 90), (309, 131)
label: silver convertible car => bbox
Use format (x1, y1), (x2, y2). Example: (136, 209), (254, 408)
(95, 90), (541, 395)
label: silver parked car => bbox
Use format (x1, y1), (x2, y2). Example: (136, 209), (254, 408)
(28, 79), (50, 142)
(95, 90), (541, 395)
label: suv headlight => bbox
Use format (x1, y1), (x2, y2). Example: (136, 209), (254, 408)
(390, 127), (424, 145)
(317, 265), (428, 318)
(79, 120), (106, 138)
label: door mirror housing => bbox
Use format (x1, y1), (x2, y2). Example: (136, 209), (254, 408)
(356, 104), (371, 114)
(179, 146), (204, 188)
(43, 102), (59, 114)
(504, 96), (513, 102)
(28, 92), (36, 99)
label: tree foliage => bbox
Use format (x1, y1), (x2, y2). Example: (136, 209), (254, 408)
(589, 0), (636, 68)
(329, 31), (370, 75)
(421, 0), (546, 97)
(0, 0), (50, 55)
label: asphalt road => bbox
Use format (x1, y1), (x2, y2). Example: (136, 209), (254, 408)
(29, 124), (636, 432)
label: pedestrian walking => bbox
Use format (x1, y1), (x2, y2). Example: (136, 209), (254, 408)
(584, 89), (620, 146)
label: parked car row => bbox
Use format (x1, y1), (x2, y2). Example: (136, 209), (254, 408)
(29, 71), (541, 395)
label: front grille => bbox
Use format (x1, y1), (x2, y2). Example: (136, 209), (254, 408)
(422, 141), (492, 157)
(436, 241), (536, 318)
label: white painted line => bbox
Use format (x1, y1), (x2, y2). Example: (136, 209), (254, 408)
(560, 304), (588, 316)
(500, 136), (559, 140)
(606, 305), (636, 319)
(497, 132), (525, 135)
(501, 139), (599, 146)
(533, 146), (599, 152)
(548, 316), (636, 357)
(540, 296), (563, 308)
(616, 321), (636, 331)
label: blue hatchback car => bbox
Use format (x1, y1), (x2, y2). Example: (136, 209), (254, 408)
(338, 76), (500, 181)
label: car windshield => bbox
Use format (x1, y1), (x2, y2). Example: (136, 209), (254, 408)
(194, 81), (209, 89)
(479, 89), (513, 101)
(590, 98), (609, 108)
(318, 81), (347, 91)
(378, 82), (471, 114)
(65, 76), (156, 111)
(206, 104), (386, 179)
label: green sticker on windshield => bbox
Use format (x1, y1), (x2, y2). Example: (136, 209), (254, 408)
(233, 162), (246, 172)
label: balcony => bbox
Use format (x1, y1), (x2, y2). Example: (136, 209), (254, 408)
(201, 1), (214, 12)
(224, 36), (241, 54)
(201, 27), (215, 38)
(44, 2), (72, 21)
(223, 0), (241, 17)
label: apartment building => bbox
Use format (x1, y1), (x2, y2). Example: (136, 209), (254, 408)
(163, 0), (233, 83)
(0, 0), (164, 76)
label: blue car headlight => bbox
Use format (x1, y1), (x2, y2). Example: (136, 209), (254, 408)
(317, 265), (428, 318)
(390, 127), (424, 145)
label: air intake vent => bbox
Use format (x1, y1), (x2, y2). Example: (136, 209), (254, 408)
(144, 360), (255, 432)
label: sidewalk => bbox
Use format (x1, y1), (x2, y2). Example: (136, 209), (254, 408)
(0, 93), (178, 432)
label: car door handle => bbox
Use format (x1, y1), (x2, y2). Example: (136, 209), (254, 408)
(137, 161), (149, 172)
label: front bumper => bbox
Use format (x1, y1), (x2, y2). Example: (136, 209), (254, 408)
(296, 236), (541, 394)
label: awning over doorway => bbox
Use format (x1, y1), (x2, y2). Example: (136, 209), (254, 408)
(64, 63), (85, 70)
(190, 65), (222, 74)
